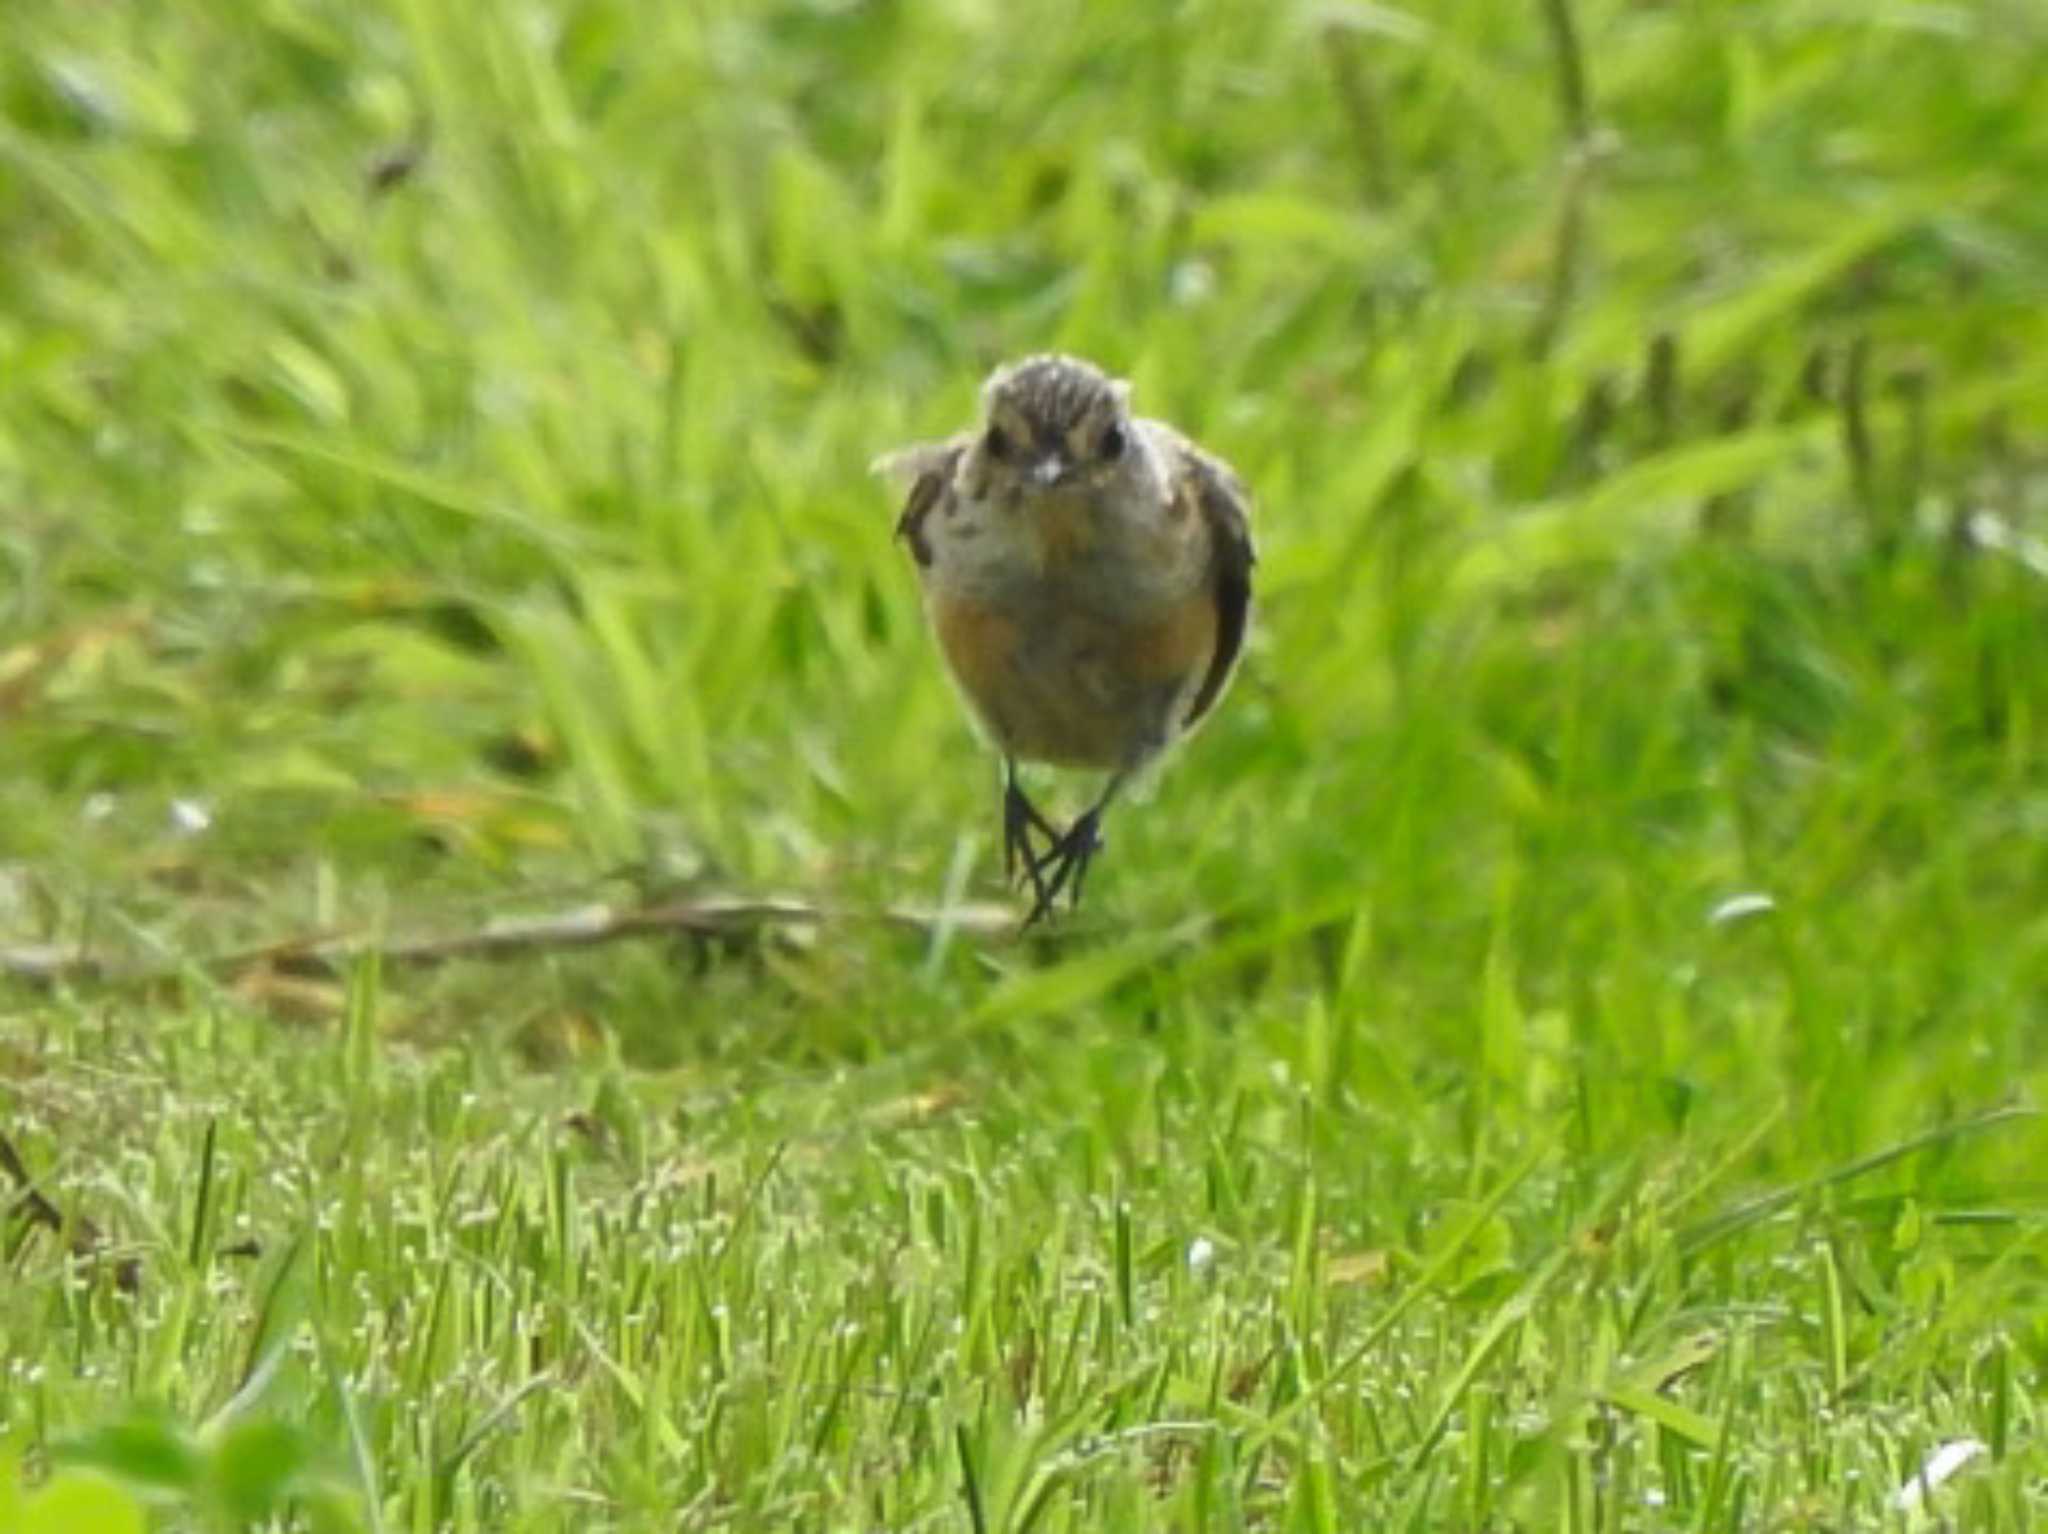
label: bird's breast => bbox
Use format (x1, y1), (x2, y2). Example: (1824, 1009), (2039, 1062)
(929, 489), (1201, 611)
(1023, 497), (1100, 573)
(927, 585), (1219, 770)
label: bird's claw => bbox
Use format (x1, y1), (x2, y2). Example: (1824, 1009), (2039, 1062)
(1003, 776), (1059, 911)
(1021, 809), (1105, 930)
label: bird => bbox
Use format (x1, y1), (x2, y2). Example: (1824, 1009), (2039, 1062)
(874, 353), (1255, 927)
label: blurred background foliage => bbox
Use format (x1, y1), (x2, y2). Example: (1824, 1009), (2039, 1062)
(0, 0), (2042, 1107)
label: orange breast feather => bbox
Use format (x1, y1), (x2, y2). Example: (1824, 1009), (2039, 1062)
(931, 589), (1219, 767)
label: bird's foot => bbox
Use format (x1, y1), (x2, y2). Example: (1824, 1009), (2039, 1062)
(1021, 808), (1105, 930)
(1003, 777), (1061, 911)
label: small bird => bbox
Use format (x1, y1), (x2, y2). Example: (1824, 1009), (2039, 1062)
(875, 354), (1255, 926)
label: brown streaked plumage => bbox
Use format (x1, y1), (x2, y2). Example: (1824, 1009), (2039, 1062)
(875, 353), (1256, 926)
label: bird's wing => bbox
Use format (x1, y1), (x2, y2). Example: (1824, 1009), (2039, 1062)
(870, 440), (963, 569)
(1174, 440), (1256, 727)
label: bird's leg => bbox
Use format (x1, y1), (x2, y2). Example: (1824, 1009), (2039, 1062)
(1023, 772), (1126, 929)
(1002, 759), (1060, 907)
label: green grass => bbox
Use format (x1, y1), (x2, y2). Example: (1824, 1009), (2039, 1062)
(3, 0), (2047, 1527)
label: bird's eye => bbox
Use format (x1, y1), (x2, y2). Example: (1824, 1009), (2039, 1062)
(1099, 423), (1126, 459)
(984, 425), (1012, 460)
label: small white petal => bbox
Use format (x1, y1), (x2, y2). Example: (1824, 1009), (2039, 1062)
(170, 797), (213, 835)
(1186, 1237), (1216, 1274)
(1707, 892), (1775, 927)
(1891, 1438), (1987, 1513)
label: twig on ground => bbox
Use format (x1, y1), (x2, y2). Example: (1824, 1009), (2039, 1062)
(0, 893), (1017, 991)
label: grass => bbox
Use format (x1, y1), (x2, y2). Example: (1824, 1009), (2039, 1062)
(2, 0), (2047, 1526)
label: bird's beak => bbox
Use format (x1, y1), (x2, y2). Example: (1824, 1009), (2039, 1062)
(1031, 454), (1070, 488)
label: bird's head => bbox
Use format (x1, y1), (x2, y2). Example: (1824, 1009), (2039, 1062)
(970, 354), (1141, 504)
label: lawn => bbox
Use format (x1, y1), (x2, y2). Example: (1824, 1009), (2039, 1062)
(3, 0), (2047, 1527)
